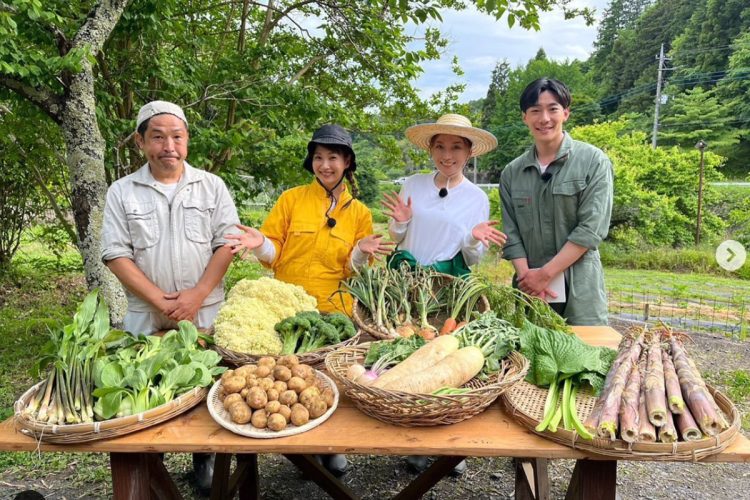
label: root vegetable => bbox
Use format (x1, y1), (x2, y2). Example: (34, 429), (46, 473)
(299, 386), (321, 407)
(223, 376), (246, 394)
(273, 365), (292, 382)
(258, 378), (274, 391)
(266, 388), (279, 402)
(291, 403), (310, 426)
(395, 324), (416, 337)
(439, 318), (457, 335)
(258, 357), (276, 368)
(305, 397), (328, 418)
(246, 387), (268, 410)
(279, 390), (298, 406)
(234, 365), (256, 378)
(255, 365), (272, 378)
(346, 364), (366, 381)
(381, 346), (484, 394)
(291, 364), (314, 380)
(372, 335), (459, 389)
(267, 413), (287, 431)
(278, 404), (292, 423)
(221, 370), (235, 384)
(223, 393), (244, 410)
(418, 328), (436, 340)
(265, 400), (281, 414)
(321, 387), (335, 408)
(287, 376), (307, 394)
(229, 402), (252, 424)
(250, 409), (268, 428)
(272, 381), (287, 393)
(277, 355), (300, 368)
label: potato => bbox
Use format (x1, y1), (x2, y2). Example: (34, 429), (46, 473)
(229, 402), (252, 424)
(265, 400), (281, 414)
(287, 376), (307, 394)
(234, 364), (256, 378)
(290, 403), (310, 426)
(277, 354), (300, 368)
(258, 378), (275, 392)
(304, 375), (318, 389)
(321, 387), (335, 408)
(279, 389), (298, 406)
(306, 397), (328, 419)
(223, 393), (244, 410)
(277, 404), (292, 423)
(250, 409), (268, 429)
(220, 369), (235, 384)
(273, 365), (292, 382)
(266, 388), (280, 402)
(245, 377), (259, 388)
(299, 386), (321, 407)
(267, 413), (287, 432)
(217, 388), (227, 402)
(258, 356), (277, 368)
(291, 364), (314, 380)
(240, 387), (249, 398)
(272, 381), (288, 393)
(255, 365), (272, 378)
(223, 375), (246, 394)
(246, 386), (268, 410)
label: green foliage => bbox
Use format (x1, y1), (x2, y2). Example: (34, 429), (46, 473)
(570, 117), (726, 247)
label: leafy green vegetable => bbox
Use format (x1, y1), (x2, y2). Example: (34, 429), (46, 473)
(454, 311), (521, 380)
(363, 336), (426, 368)
(519, 321), (616, 394)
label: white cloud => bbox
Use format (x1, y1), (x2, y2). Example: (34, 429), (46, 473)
(410, 0), (610, 102)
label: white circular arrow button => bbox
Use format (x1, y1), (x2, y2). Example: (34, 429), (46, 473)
(716, 240), (746, 271)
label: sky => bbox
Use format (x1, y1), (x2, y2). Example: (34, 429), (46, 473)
(410, 0), (610, 102)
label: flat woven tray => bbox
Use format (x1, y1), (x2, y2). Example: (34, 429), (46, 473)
(211, 329), (361, 369)
(14, 383), (207, 444)
(207, 370), (339, 438)
(502, 379), (740, 461)
(325, 342), (528, 426)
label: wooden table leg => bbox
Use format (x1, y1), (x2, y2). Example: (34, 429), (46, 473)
(515, 458), (549, 500)
(392, 455), (464, 500)
(148, 454), (183, 500)
(564, 459), (617, 500)
(211, 453), (259, 500)
(284, 454), (358, 500)
(111, 453), (151, 500)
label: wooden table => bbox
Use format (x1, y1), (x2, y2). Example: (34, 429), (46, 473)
(2, 327), (749, 500)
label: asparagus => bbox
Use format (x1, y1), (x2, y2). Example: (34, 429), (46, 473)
(670, 336), (722, 436)
(675, 406), (703, 441)
(662, 349), (685, 414)
(658, 408), (678, 443)
(619, 360), (641, 443)
(644, 338), (668, 426)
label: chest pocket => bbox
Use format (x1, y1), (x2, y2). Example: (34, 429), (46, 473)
(323, 224), (355, 271)
(552, 178), (587, 196)
(183, 198), (215, 244)
(552, 178), (586, 219)
(125, 202), (159, 249)
(284, 221), (318, 259)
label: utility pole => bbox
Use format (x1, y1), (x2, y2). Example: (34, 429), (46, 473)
(695, 140), (707, 245)
(651, 43), (666, 148)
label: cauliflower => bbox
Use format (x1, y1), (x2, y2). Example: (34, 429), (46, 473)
(214, 278), (317, 354)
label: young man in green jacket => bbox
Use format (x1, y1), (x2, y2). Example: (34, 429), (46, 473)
(500, 78), (613, 325)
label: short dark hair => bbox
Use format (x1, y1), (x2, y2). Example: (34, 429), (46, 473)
(519, 78), (571, 112)
(136, 117), (151, 136)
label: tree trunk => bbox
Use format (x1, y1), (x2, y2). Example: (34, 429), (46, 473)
(60, 66), (127, 325)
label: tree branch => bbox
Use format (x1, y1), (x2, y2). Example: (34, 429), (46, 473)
(0, 76), (63, 123)
(72, 0), (131, 53)
(0, 1), (17, 14)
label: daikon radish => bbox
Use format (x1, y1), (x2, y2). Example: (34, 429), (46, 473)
(381, 346), (484, 394)
(371, 335), (459, 388)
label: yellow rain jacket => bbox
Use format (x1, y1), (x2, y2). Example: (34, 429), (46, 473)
(260, 180), (373, 314)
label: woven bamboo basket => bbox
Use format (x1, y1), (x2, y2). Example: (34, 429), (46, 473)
(14, 383), (207, 444)
(502, 380), (740, 461)
(351, 274), (491, 340)
(211, 328), (361, 369)
(325, 342), (529, 426)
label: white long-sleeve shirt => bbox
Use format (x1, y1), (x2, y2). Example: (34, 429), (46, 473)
(388, 173), (488, 266)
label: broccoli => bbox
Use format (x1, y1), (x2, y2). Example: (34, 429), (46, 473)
(275, 311), (320, 354)
(298, 321), (337, 353)
(324, 312), (356, 341)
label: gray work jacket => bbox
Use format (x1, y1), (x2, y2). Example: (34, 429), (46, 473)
(500, 133), (614, 325)
(101, 162), (240, 312)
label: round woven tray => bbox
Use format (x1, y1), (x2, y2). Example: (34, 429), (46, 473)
(14, 383), (207, 444)
(210, 329), (361, 369)
(352, 296), (491, 341)
(207, 370), (339, 438)
(502, 379), (740, 461)
(325, 342), (529, 426)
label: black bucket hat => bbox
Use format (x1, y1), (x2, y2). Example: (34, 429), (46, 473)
(303, 124), (357, 173)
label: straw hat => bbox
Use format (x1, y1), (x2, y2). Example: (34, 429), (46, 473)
(405, 114), (497, 157)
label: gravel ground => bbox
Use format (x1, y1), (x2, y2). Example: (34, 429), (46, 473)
(3, 322), (749, 500)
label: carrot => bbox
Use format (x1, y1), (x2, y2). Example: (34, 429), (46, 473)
(371, 335), (459, 389)
(381, 346), (485, 393)
(439, 317), (457, 335)
(418, 327), (436, 340)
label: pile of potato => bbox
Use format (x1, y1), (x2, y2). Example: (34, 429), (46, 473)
(217, 354), (335, 432)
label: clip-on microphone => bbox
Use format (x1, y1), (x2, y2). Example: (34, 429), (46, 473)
(541, 172), (552, 182)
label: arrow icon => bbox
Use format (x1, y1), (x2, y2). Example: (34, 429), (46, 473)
(727, 247), (736, 262)
(716, 240), (746, 271)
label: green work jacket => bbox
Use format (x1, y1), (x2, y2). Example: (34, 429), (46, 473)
(500, 133), (613, 325)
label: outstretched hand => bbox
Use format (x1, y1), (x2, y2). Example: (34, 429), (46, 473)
(471, 221), (507, 247)
(381, 191), (412, 223)
(358, 234), (395, 259)
(224, 224), (265, 256)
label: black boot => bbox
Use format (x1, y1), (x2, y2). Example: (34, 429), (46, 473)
(406, 455), (430, 473)
(321, 454), (349, 477)
(192, 452), (215, 494)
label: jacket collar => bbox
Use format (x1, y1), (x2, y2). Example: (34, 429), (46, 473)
(521, 132), (572, 170)
(309, 178), (352, 205)
(132, 161), (205, 187)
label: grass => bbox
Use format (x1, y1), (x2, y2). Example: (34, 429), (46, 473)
(715, 370), (750, 431)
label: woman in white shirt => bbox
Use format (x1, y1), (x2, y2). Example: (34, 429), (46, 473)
(384, 113), (506, 276)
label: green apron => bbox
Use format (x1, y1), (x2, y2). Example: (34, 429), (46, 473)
(387, 249), (471, 277)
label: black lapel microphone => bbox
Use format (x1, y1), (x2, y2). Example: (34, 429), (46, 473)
(438, 187), (448, 198)
(541, 172), (552, 182)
